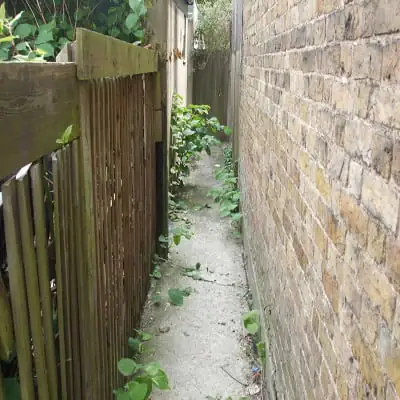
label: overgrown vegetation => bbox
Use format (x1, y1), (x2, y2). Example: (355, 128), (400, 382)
(0, 0), (149, 61)
(194, 0), (231, 53)
(159, 94), (230, 249)
(208, 145), (241, 229)
(114, 330), (169, 399)
(170, 94), (230, 191)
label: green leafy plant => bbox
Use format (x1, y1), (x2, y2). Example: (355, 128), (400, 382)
(115, 331), (169, 400)
(208, 145), (241, 226)
(170, 94), (230, 191)
(242, 310), (260, 335)
(242, 310), (266, 368)
(56, 125), (74, 147)
(2, 0), (149, 62)
(0, 4), (49, 61)
(168, 287), (191, 306)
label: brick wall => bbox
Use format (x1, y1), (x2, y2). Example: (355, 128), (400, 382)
(238, 0), (400, 398)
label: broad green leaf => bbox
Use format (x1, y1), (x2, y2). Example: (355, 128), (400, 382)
(150, 269), (161, 279)
(110, 26), (120, 37)
(37, 42), (54, 58)
(114, 388), (130, 400)
(0, 48), (9, 61)
(168, 288), (184, 306)
(66, 28), (74, 40)
(139, 331), (152, 342)
(14, 23), (32, 39)
(117, 358), (136, 376)
(58, 37), (70, 48)
(144, 361), (161, 376)
(127, 337), (141, 354)
(134, 29), (145, 40)
(126, 381), (148, 400)
(152, 369), (169, 389)
(125, 13), (139, 30)
(243, 310), (259, 334)
(15, 41), (28, 51)
(36, 30), (53, 44)
(173, 234), (181, 246)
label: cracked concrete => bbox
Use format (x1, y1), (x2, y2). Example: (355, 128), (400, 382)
(140, 147), (252, 399)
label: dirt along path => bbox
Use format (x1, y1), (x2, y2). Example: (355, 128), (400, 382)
(140, 147), (255, 399)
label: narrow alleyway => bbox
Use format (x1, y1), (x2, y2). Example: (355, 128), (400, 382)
(141, 148), (252, 399)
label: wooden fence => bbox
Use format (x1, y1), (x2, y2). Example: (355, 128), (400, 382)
(0, 28), (168, 400)
(193, 50), (230, 140)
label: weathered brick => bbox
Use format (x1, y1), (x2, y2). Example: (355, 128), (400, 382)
(359, 259), (397, 327)
(315, 167), (331, 201)
(239, 0), (400, 397)
(367, 217), (386, 265)
(374, 0), (400, 35)
(361, 170), (399, 233)
(386, 237), (400, 292)
(382, 39), (400, 83)
(323, 270), (340, 315)
(340, 192), (369, 248)
(392, 140), (400, 187)
(348, 161), (363, 199)
(327, 210), (346, 255)
(369, 85), (400, 130)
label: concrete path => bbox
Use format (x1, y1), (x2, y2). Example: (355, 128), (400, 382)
(141, 148), (252, 399)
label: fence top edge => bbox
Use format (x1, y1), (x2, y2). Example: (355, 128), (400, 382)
(75, 28), (158, 80)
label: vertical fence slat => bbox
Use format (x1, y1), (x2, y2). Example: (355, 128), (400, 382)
(30, 163), (58, 400)
(2, 178), (35, 400)
(71, 140), (89, 397)
(58, 149), (74, 400)
(66, 146), (83, 398)
(112, 77), (120, 387)
(0, 274), (13, 362)
(52, 153), (68, 400)
(17, 170), (50, 400)
(96, 79), (107, 400)
(79, 80), (99, 400)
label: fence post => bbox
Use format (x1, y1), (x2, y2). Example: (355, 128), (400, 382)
(56, 42), (99, 400)
(154, 63), (169, 258)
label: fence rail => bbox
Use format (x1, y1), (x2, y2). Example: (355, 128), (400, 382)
(0, 28), (164, 400)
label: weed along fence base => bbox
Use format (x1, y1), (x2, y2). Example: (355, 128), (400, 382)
(0, 28), (167, 400)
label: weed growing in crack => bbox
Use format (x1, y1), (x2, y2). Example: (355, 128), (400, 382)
(114, 331), (169, 399)
(242, 310), (266, 368)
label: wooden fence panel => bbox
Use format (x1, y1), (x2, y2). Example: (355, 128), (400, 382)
(82, 74), (156, 399)
(0, 29), (161, 400)
(193, 51), (230, 136)
(0, 64), (79, 180)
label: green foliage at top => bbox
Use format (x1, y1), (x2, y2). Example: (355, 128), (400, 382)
(170, 94), (230, 191)
(1, 0), (149, 62)
(0, 4), (49, 61)
(194, 0), (231, 53)
(114, 331), (169, 400)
